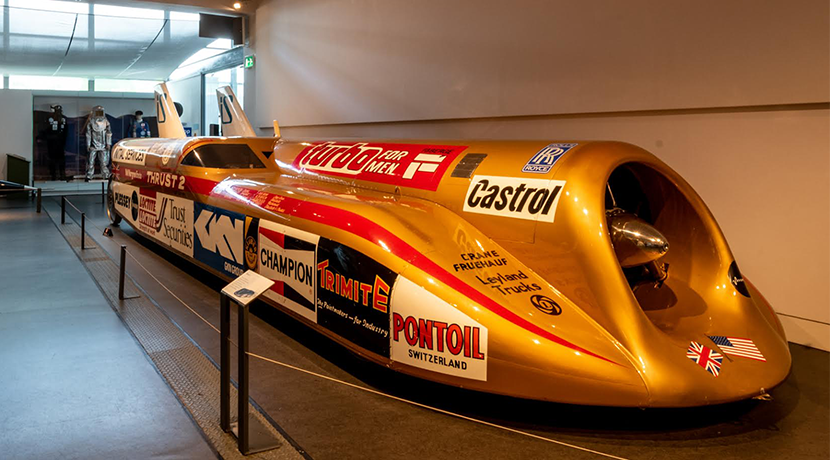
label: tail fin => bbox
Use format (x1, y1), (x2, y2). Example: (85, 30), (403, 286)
(154, 83), (187, 139)
(217, 85), (256, 137)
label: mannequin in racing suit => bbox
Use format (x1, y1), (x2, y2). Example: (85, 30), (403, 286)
(84, 105), (112, 180)
(45, 105), (68, 181)
(129, 110), (151, 138)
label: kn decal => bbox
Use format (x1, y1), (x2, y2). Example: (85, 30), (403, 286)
(293, 142), (467, 191)
(463, 175), (566, 223)
(258, 220), (319, 323)
(687, 341), (723, 377)
(194, 203), (245, 277)
(391, 277), (488, 381)
(521, 143), (577, 174)
(316, 238), (396, 357)
(708, 336), (765, 362)
(184, 176), (618, 365)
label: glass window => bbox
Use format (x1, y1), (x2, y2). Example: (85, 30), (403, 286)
(8, 0), (87, 14)
(9, 75), (88, 91)
(94, 79), (160, 93)
(93, 4), (164, 19)
(181, 144), (265, 169)
(170, 12), (200, 21)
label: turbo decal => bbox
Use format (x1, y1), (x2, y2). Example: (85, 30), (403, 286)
(258, 220), (319, 323)
(522, 143), (577, 174)
(293, 142), (467, 191)
(390, 277), (488, 381)
(194, 203), (245, 277)
(463, 175), (566, 223)
(316, 238), (396, 357)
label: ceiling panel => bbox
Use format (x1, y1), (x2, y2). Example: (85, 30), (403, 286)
(0, 3), (227, 80)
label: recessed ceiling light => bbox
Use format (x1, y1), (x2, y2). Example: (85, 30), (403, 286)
(233, 2), (242, 9)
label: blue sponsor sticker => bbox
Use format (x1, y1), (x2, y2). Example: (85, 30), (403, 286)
(522, 143), (578, 174)
(194, 202), (246, 278)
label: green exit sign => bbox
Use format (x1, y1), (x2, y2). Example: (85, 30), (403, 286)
(244, 55), (255, 69)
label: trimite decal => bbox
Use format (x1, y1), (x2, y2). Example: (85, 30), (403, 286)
(293, 142), (468, 191)
(522, 143), (577, 174)
(390, 277), (488, 381)
(463, 175), (566, 223)
(194, 203), (245, 277)
(112, 182), (194, 256)
(258, 220), (319, 323)
(316, 238), (396, 357)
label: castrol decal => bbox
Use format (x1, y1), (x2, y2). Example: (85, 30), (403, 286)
(293, 142), (467, 191)
(390, 277), (488, 381)
(463, 175), (566, 223)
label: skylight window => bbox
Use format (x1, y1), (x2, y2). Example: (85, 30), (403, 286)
(94, 79), (160, 93)
(170, 12), (201, 21)
(207, 39), (233, 50)
(93, 4), (164, 20)
(9, 75), (88, 91)
(8, 0), (87, 14)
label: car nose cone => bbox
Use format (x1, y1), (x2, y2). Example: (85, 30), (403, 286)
(607, 210), (669, 267)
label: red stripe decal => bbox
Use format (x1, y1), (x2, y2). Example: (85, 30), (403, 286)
(185, 176), (618, 365)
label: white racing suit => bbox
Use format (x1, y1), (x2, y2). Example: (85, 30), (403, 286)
(86, 116), (112, 179)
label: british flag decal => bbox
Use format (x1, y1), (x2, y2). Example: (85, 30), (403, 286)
(687, 341), (723, 377)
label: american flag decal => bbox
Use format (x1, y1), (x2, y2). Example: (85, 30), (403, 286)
(708, 336), (766, 362)
(687, 341), (723, 377)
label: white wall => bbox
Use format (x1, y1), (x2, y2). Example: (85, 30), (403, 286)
(247, 0), (830, 349)
(0, 90), (33, 183)
(168, 76), (203, 136)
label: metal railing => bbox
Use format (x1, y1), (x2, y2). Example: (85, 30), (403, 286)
(1, 185), (42, 213)
(60, 196), (94, 250)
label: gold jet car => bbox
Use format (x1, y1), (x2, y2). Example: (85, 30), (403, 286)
(106, 85), (790, 407)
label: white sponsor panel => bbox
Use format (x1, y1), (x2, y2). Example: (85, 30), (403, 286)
(463, 175), (566, 223)
(257, 220), (319, 323)
(112, 145), (147, 166)
(112, 182), (137, 221)
(156, 193), (194, 257)
(390, 277), (488, 381)
(113, 182), (194, 257)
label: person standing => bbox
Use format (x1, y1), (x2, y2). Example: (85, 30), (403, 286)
(84, 105), (112, 181)
(45, 105), (68, 181)
(129, 110), (151, 138)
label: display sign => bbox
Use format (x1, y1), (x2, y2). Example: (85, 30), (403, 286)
(222, 270), (274, 306)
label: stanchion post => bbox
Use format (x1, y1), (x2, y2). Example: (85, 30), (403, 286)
(238, 301), (250, 454)
(220, 293), (231, 433)
(61, 196), (66, 224)
(119, 245), (126, 300)
(81, 213), (86, 250)
(36, 188), (42, 214)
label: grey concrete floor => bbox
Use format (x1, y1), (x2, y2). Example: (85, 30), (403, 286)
(6, 194), (830, 460)
(0, 196), (216, 460)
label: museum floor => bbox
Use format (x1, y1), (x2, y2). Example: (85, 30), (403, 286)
(1, 194), (828, 460)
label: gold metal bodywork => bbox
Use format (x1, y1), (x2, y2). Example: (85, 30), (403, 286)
(110, 136), (791, 407)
